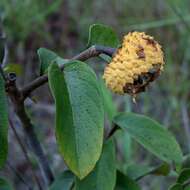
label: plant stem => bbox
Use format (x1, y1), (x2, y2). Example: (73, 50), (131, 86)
(15, 102), (54, 186)
(106, 124), (120, 139)
(9, 118), (43, 190)
(21, 45), (116, 99)
(7, 161), (32, 190)
(6, 74), (54, 186)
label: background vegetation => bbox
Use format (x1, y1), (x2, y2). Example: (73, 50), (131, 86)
(0, 0), (190, 189)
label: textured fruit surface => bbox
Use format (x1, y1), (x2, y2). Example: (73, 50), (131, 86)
(103, 32), (164, 95)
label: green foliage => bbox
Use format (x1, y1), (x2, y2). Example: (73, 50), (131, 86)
(126, 164), (153, 180)
(75, 139), (116, 190)
(0, 74), (8, 168)
(115, 171), (140, 190)
(49, 171), (74, 190)
(0, 177), (13, 190)
(48, 61), (104, 179)
(87, 24), (119, 47)
(177, 168), (190, 184)
(37, 48), (68, 75)
(126, 163), (170, 180)
(169, 183), (183, 190)
(169, 168), (190, 188)
(114, 112), (183, 165)
(0, 0), (62, 40)
(0, 6), (188, 187)
(3, 64), (23, 76)
(151, 163), (170, 176)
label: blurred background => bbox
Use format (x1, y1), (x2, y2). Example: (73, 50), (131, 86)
(0, 0), (190, 189)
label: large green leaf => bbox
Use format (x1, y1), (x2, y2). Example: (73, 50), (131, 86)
(75, 139), (116, 190)
(0, 75), (8, 168)
(38, 48), (68, 75)
(0, 177), (13, 190)
(115, 171), (141, 190)
(48, 61), (104, 179)
(114, 112), (183, 165)
(49, 170), (74, 190)
(87, 24), (119, 48)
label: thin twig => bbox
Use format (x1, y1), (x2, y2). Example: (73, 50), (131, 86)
(6, 74), (54, 186)
(7, 161), (32, 190)
(9, 118), (43, 190)
(0, 31), (9, 67)
(106, 124), (120, 140)
(13, 101), (54, 186)
(181, 102), (190, 152)
(21, 45), (116, 99)
(2, 42), (9, 67)
(0, 45), (7, 80)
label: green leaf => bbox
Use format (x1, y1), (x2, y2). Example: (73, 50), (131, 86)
(0, 177), (13, 190)
(126, 163), (170, 180)
(99, 78), (117, 121)
(182, 154), (190, 169)
(126, 164), (153, 180)
(177, 168), (190, 184)
(0, 74), (8, 168)
(152, 162), (170, 176)
(49, 170), (74, 190)
(48, 61), (104, 179)
(115, 171), (141, 190)
(75, 139), (116, 190)
(87, 24), (119, 48)
(114, 112), (183, 165)
(38, 48), (57, 75)
(169, 183), (183, 190)
(3, 64), (23, 76)
(38, 48), (68, 75)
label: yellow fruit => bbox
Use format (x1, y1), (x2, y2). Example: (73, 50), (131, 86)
(103, 32), (164, 95)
